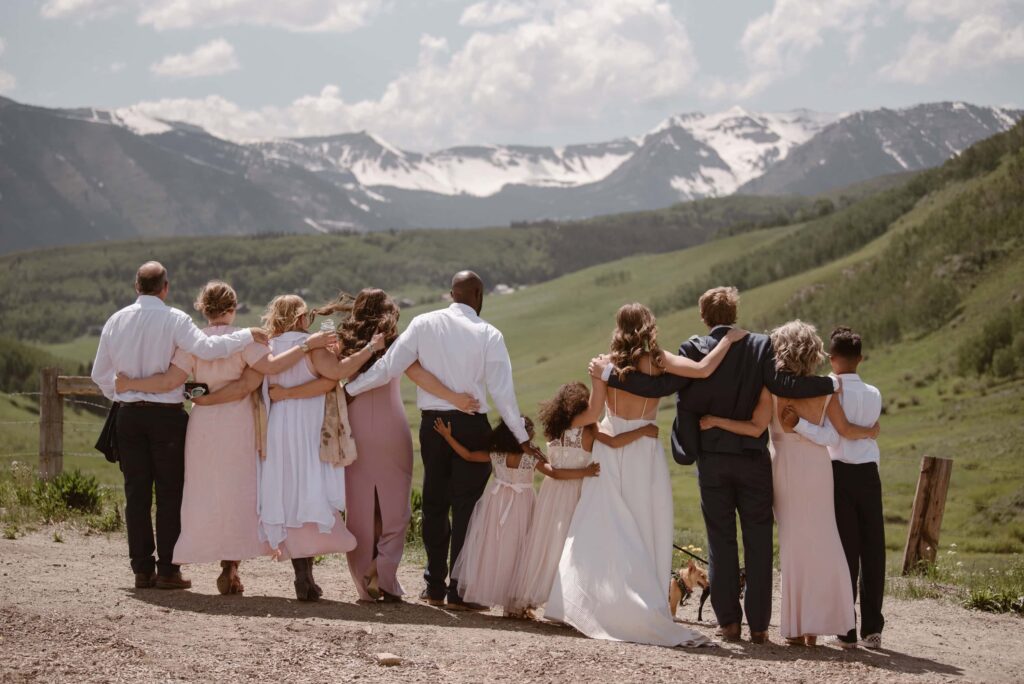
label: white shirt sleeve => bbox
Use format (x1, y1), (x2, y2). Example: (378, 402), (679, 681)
(346, 319), (420, 396)
(90, 324), (116, 401)
(172, 312), (253, 360)
(484, 330), (529, 443)
(793, 417), (841, 447)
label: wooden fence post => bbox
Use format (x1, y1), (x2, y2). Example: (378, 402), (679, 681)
(38, 367), (63, 481)
(901, 455), (953, 575)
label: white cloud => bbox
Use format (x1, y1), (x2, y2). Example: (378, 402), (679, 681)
(719, 0), (877, 99)
(109, 60), (126, 73)
(0, 37), (15, 93)
(150, 39), (240, 79)
(880, 14), (1024, 83)
(460, 0), (538, 27)
(133, 0), (698, 147)
(41, 0), (384, 33)
(899, 0), (1008, 23)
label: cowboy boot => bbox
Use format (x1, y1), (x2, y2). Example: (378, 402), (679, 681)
(292, 558), (319, 602)
(306, 558), (324, 599)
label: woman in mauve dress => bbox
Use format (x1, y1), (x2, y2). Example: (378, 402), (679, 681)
(115, 281), (335, 595)
(273, 288), (478, 602)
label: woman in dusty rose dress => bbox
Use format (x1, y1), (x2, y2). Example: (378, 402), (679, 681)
(700, 320), (877, 645)
(116, 281), (334, 594)
(273, 288), (479, 602)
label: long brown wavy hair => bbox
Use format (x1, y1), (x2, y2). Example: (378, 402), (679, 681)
(609, 303), (663, 378)
(313, 288), (400, 374)
(537, 382), (590, 443)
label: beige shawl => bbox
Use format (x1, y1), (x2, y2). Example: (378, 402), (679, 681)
(319, 384), (359, 466)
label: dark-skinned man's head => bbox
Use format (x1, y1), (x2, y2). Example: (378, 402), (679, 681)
(450, 270), (484, 315)
(136, 261), (169, 300)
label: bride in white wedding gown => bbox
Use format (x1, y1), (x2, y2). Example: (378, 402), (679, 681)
(545, 303), (745, 647)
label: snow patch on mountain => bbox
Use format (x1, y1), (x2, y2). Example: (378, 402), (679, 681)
(654, 107), (840, 195)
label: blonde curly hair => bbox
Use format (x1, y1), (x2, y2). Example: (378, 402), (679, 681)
(770, 320), (825, 377)
(261, 294), (309, 336)
(609, 303), (663, 378)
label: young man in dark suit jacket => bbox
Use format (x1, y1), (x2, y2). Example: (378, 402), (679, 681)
(590, 287), (837, 643)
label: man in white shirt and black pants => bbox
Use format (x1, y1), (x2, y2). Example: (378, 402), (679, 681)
(92, 262), (266, 590)
(792, 326), (885, 649)
(346, 271), (540, 609)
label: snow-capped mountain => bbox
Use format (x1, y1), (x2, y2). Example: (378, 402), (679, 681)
(738, 102), (1022, 196)
(269, 107), (836, 200)
(0, 96), (1020, 253)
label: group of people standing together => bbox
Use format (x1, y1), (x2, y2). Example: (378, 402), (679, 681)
(92, 261), (885, 650)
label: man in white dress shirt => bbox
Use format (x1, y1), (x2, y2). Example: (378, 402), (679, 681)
(91, 262), (267, 590)
(346, 271), (539, 608)
(788, 326), (885, 649)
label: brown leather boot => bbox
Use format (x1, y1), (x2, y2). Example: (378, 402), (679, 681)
(292, 558), (319, 602)
(217, 561), (243, 595)
(134, 571), (156, 589)
(750, 630), (770, 644)
(155, 571), (192, 590)
(716, 623), (742, 641)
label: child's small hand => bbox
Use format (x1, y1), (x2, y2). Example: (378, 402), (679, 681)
(584, 462), (601, 477)
(114, 372), (131, 393)
(641, 424), (659, 439)
(433, 418), (453, 439)
(781, 405), (799, 429)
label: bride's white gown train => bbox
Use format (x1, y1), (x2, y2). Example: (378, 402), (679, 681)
(545, 409), (710, 647)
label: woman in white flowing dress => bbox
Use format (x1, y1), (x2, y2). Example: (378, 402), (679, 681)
(258, 294), (384, 601)
(545, 303), (745, 647)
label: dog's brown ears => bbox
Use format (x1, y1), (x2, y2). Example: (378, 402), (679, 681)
(687, 559), (697, 570)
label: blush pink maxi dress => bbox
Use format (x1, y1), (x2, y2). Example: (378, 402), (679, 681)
(770, 394), (856, 639)
(171, 326), (273, 565)
(344, 377), (415, 600)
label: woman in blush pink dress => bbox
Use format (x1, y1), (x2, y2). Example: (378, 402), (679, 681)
(115, 281), (335, 595)
(273, 288), (479, 603)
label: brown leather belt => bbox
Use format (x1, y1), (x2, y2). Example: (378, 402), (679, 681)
(120, 401), (184, 409)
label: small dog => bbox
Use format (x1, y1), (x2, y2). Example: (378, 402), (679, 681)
(669, 560), (747, 622)
(668, 560), (709, 619)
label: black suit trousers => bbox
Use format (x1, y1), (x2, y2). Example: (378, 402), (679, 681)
(115, 404), (189, 577)
(698, 450), (775, 633)
(418, 410), (492, 601)
(833, 461), (886, 639)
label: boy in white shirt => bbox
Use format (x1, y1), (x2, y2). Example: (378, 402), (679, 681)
(786, 326), (884, 649)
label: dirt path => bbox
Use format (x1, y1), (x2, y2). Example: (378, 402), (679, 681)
(1, 529), (1021, 683)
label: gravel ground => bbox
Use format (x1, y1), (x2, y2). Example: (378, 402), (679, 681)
(1, 529), (1022, 683)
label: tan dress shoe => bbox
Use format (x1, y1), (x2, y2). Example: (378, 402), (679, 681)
(750, 631), (770, 644)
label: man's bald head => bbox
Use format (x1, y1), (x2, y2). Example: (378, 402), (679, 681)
(451, 270), (484, 314)
(136, 261), (169, 298)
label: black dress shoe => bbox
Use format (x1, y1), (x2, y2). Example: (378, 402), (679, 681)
(380, 589), (403, 603)
(446, 597), (488, 611)
(418, 587), (445, 606)
(134, 571), (156, 589)
(155, 572), (192, 590)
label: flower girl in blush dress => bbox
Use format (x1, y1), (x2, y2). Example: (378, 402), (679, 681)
(509, 379), (656, 616)
(432, 417), (545, 615)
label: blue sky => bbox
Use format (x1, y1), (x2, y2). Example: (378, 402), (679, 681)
(0, 0), (1021, 149)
